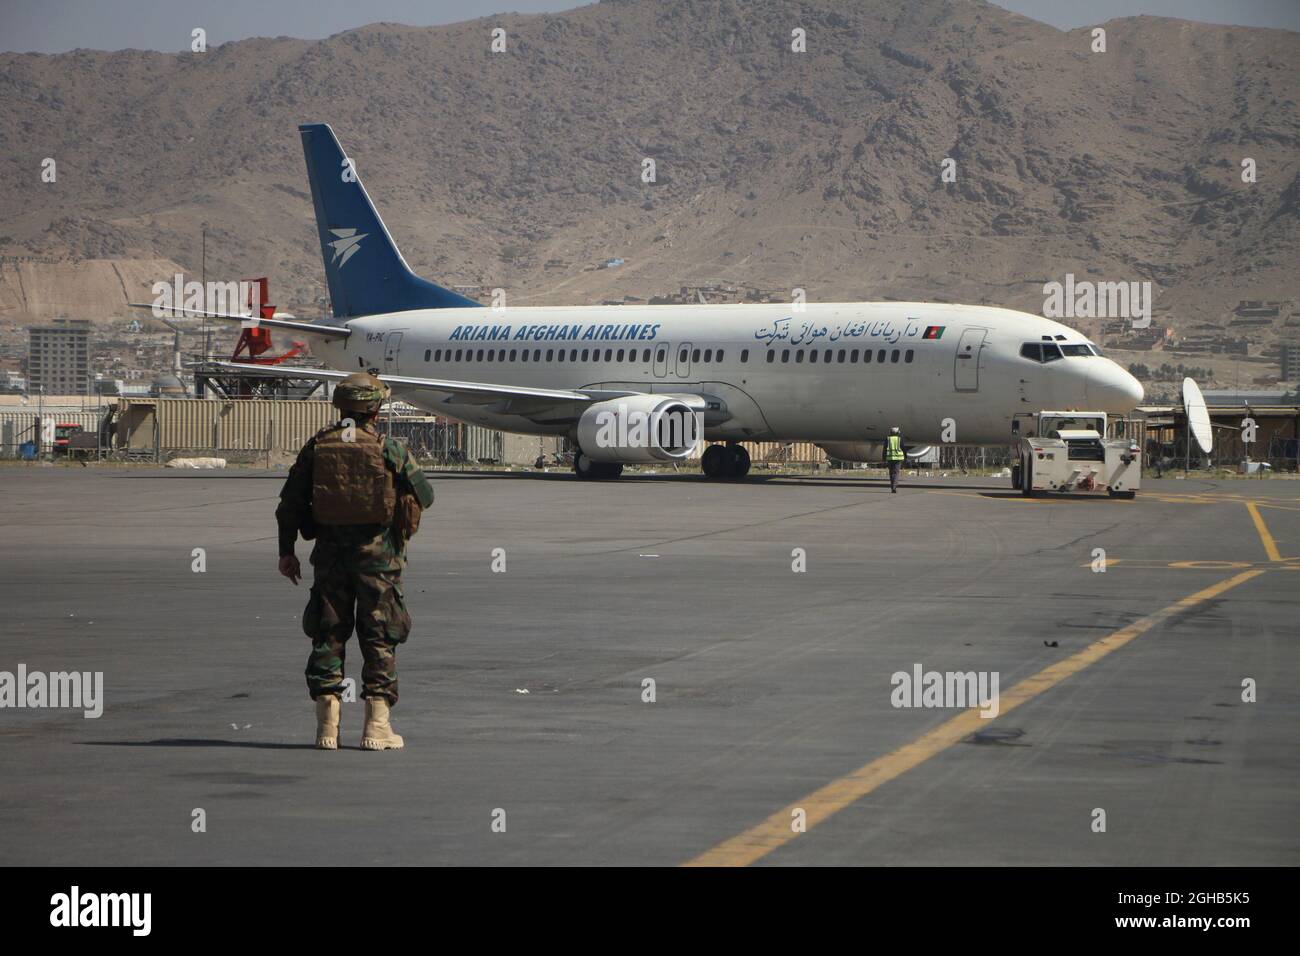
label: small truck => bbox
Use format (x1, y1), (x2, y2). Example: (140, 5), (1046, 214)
(1010, 411), (1140, 499)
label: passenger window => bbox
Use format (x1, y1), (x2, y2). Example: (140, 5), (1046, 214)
(863, 349), (871, 363)
(717, 349), (724, 362)
(642, 349), (651, 362)
(509, 349), (516, 361)
(521, 349), (529, 362)
(781, 349), (790, 363)
(533, 349), (541, 361)
(1042, 343), (1063, 362)
(767, 350), (775, 363)
(905, 349), (914, 363)
(434, 349), (442, 361)
(679, 349), (688, 363)
(581, 349), (589, 361)
(850, 349), (859, 362)
(605, 349), (613, 361)
(741, 349), (749, 363)
(809, 350), (818, 363)
(424, 349), (431, 362)
(825, 349), (833, 363)
(617, 349), (625, 361)
(691, 348), (700, 363)
(877, 349), (886, 363)
(796, 350), (804, 363)
(455, 349), (463, 361)
(1020, 343), (1042, 362)
(703, 349), (712, 362)
(891, 349), (899, 363)
(557, 349), (565, 362)
(546, 349), (554, 361)
(488, 349), (495, 361)
(570, 349), (578, 361)
(838, 349), (846, 363)
(657, 348), (666, 362)
(476, 349), (484, 361)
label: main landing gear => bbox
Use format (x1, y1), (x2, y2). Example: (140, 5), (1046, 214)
(572, 450), (623, 480)
(700, 442), (751, 479)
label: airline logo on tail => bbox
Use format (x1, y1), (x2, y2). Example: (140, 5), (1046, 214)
(328, 228), (368, 268)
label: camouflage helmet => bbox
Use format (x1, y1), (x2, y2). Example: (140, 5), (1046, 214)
(333, 372), (390, 414)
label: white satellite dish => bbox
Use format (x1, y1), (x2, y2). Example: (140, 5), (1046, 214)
(1182, 377), (1212, 454)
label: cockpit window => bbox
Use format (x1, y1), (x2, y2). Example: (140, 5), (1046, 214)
(1024, 341), (1095, 362)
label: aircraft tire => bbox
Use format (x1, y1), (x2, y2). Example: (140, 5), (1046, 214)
(730, 444), (751, 478)
(701, 444), (726, 478)
(574, 451), (597, 480)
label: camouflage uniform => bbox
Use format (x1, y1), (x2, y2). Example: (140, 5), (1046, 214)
(277, 420), (434, 705)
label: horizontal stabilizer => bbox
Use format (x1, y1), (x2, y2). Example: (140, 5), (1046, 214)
(128, 304), (351, 339)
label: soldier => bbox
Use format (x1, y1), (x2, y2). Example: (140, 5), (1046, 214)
(276, 372), (434, 751)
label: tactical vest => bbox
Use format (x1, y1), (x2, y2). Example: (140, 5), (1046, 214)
(311, 426), (396, 526)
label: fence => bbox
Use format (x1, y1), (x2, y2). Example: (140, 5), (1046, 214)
(0, 409), (107, 459)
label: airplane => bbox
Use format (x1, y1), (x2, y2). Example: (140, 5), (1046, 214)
(135, 122), (1144, 480)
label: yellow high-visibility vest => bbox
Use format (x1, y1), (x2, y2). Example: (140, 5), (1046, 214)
(885, 435), (905, 461)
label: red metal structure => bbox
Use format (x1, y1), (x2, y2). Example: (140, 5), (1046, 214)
(231, 277), (307, 365)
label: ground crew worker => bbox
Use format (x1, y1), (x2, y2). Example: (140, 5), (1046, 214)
(276, 373), (434, 751)
(885, 426), (905, 493)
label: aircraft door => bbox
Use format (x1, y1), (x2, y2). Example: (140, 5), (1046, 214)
(676, 341), (693, 378)
(653, 343), (669, 378)
(954, 327), (986, 392)
(384, 331), (404, 374)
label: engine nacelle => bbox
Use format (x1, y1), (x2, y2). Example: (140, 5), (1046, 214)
(576, 396), (702, 463)
(818, 441), (936, 462)
(818, 441), (883, 463)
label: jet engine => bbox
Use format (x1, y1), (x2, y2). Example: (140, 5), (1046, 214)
(818, 441), (935, 463)
(576, 395), (702, 463)
(818, 441), (883, 463)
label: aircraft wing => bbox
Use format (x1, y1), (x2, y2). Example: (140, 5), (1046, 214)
(127, 304), (351, 341)
(197, 361), (647, 413)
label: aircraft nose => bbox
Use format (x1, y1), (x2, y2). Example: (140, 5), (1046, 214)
(1086, 361), (1144, 412)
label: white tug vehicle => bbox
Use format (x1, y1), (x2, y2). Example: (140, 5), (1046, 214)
(1011, 411), (1141, 499)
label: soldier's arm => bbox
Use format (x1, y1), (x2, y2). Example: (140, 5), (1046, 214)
(275, 440), (316, 557)
(390, 440), (434, 509)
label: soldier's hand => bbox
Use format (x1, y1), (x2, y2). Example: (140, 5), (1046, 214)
(279, 555), (302, 585)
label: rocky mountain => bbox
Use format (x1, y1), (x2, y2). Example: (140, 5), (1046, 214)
(1, 0), (1297, 353)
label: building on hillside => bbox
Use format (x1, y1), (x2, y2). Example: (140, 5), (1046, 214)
(1280, 343), (1300, 382)
(28, 319), (92, 395)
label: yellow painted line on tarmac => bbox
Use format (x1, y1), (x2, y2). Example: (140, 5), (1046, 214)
(1246, 501), (1283, 562)
(683, 568), (1265, 867)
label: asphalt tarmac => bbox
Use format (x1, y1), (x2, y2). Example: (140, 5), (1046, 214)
(1, 467), (1296, 865)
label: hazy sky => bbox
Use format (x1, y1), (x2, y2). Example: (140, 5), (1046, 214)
(1, 0), (1296, 54)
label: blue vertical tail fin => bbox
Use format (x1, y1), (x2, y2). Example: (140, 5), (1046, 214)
(298, 123), (480, 318)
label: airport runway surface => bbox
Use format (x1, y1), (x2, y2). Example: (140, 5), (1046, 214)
(1, 467), (1296, 865)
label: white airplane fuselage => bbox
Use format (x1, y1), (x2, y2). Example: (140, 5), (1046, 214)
(317, 300), (1143, 447)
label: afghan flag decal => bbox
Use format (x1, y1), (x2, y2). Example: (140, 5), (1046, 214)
(922, 325), (945, 340)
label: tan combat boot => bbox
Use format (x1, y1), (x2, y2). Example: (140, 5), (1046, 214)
(314, 695), (340, 750)
(361, 697), (404, 750)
